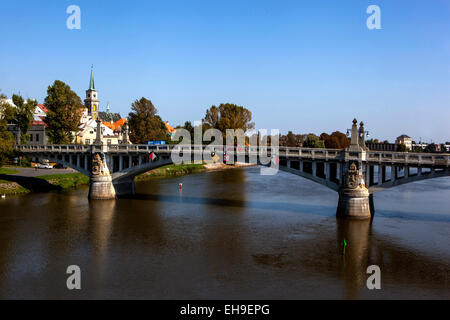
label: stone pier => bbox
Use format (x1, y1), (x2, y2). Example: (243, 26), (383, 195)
(336, 119), (372, 219)
(336, 185), (372, 219)
(88, 153), (116, 200)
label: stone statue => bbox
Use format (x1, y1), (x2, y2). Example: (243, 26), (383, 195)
(92, 154), (104, 176)
(345, 162), (359, 189)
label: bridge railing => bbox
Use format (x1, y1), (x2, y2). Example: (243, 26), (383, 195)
(368, 151), (449, 166)
(18, 144), (447, 165)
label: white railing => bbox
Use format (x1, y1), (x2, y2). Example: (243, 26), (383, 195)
(15, 144), (449, 165)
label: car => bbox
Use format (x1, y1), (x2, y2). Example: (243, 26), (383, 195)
(37, 163), (53, 169)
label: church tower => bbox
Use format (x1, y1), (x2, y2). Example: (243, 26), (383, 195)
(84, 66), (99, 120)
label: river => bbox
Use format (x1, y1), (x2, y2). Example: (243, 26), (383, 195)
(0, 167), (449, 299)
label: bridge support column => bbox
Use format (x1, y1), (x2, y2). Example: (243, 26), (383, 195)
(336, 187), (372, 219)
(88, 153), (116, 200)
(377, 165), (382, 185)
(119, 155), (123, 171)
(325, 162), (330, 181)
(336, 162), (372, 219)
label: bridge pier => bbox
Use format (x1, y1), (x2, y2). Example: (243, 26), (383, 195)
(88, 153), (116, 200)
(336, 187), (372, 219)
(89, 175), (116, 200)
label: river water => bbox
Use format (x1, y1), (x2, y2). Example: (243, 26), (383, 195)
(0, 167), (449, 299)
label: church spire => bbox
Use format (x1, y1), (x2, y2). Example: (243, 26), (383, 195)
(89, 65), (95, 90)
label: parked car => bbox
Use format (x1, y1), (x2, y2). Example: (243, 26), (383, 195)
(37, 163), (53, 169)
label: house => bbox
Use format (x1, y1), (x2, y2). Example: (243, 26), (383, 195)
(102, 118), (128, 143)
(5, 101), (49, 145)
(75, 118), (119, 145)
(395, 134), (412, 150)
(164, 121), (176, 136)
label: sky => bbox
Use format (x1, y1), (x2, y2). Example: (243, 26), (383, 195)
(0, 0), (449, 143)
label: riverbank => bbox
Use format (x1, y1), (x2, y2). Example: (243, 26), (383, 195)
(0, 162), (257, 196)
(135, 162), (256, 181)
(0, 172), (89, 196)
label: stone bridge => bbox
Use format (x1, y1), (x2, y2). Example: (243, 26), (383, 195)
(15, 119), (450, 219)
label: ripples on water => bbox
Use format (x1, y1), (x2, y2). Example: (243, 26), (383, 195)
(0, 167), (448, 299)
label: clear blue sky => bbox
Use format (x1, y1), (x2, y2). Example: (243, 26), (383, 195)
(1, 0), (449, 143)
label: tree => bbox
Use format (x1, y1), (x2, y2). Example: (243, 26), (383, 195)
(44, 80), (84, 144)
(320, 131), (350, 149)
(99, 111), (121, 122)
(285, 131), (297, 147)
(396, 143), (407, 152)
(303, 134), (325, 148)
(128, 97), (167, 144)
(0, 96), (16, 166)
(203, 103), (254, 135)
(424, 143), (436, 153)
(12, 94), (36, 144)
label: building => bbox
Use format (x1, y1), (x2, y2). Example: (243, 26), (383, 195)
(75, 67), (126, 144)
(6, 102), (49, 145)
(395, 134), (412, 150)
(28, 105), (48, 145)
(83, 66), (99, 121)
(102, 118), (128, 143)
(75, 118), (119, 145)
(164, 121), (176, 136)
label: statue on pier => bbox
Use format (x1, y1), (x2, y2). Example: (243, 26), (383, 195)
(92, 154), (104, 176)
(345, 162), (360, 189)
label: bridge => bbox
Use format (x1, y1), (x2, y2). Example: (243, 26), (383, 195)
(15, 119), (450, 219)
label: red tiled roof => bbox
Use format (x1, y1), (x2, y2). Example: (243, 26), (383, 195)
(38, 104), (48, 113)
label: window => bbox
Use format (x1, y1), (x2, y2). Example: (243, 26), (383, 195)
(36, 134), (39, 142)
(90, 131), (94, 134)
(30, 134), (33, 141)
(107, 139), (112, 145)
(85, 139), (90, 144)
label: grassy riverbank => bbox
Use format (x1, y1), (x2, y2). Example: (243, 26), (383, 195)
(0, 171), (89, 196)
(136, 163), (206, 180)
(37, 173), (90, 189)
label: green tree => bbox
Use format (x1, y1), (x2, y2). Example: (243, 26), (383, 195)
(44, 80), (84, 144)
(396, 143), (407, 152)
(303, 134), (325, 148)
(128, 97), (167, 144)
(0, 96), (16, 166)
(286, 131), (297, 147)
(424, 143), (436, 153)
(203, 103), (254, 135)
(12, 94), (36, 144)
(99, 111), (121, 122)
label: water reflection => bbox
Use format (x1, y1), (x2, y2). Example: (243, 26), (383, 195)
(0, 168), (448, 299)
(336, 218), (372, 299)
